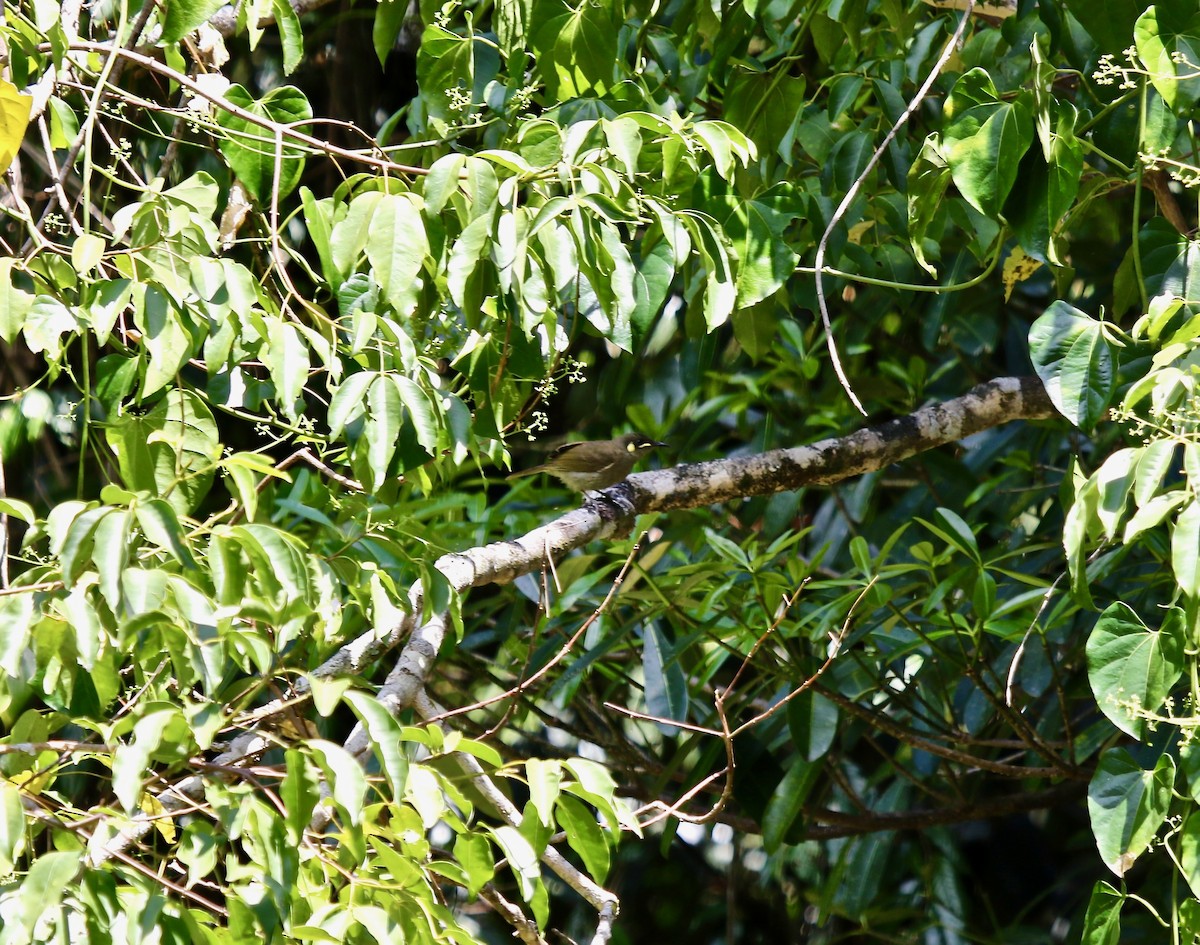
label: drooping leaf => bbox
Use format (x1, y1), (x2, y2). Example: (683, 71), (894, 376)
(1028, 301), (1117, 430)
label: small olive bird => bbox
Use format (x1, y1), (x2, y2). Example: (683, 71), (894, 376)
(506, 433), (667, 492)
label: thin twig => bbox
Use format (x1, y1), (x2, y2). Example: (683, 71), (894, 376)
(812, 0), (976, 414)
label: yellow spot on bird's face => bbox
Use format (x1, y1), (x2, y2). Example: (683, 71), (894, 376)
(627, 442), (638, 451)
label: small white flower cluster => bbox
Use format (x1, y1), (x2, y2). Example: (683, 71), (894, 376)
(1092, 46), (1142, 90)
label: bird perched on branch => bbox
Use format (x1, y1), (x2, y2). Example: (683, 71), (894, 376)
(506, 433), (667, 492)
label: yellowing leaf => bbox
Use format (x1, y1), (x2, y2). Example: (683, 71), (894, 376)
(1002, 245), (1041, 301)
(0, 80), (33, 175)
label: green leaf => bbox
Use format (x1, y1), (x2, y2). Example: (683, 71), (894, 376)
(1086, 602), (1185, 739)
(10, 851), (80, 939)
(533, 0), (618, 99)
(112, 707), (180, 812)
(555, 793), (610, 883)
(723, 69), (806, 162)
(271, 0), (304, 73)
(1179, 812), (1200, 900)
(366, 374), (402, 491)
(308, 740), (367, 826)
(490, 824), (541, 902)
(134, 498), (197, 569)
(1094, 448), (1137, 541)
(392, 375), (440, 457)
(787, 690), (839, 762)
(327, 370), (373, 439)
(416, 24), (497, 122)
(1173, 500), (1200, 596)
(906, 136), (951, 277)
(642, 622), (688, 729)
(23, 295), (80, 360)
(0, 258), (33, 343)
(342, 689), (410, 798)
(1087, 748), (1175, 877)
(525, 758), (563, 828)
(232, 524), (312, 609)
(365, 193), (429, 317)
(105, 389), (220, 516)
(942, 71), (1034, 218)
(1028, 301), (1117, 431)
(763, 755), (821, 853)
(1135, 5), (1200, 110)
(261, 317), (310, 420)
(217, 85), (312, 203)
(0, 780), (25, 873)
(1138, 218), (1200, 303)
(1080, 881), (1124, 945)
(454, 832), (495, 898)
(160, 0), (227, 42)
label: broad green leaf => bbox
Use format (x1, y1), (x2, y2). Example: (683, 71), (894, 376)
(454, 832), (495, 898)
(232, 524), (311, 608)
(327, 370), (373, 439)
(106, 389), (220, 515)
(262, 317), (310, 419)
(134, 498), (195, 570)
(1135, 5), (1200, 110)
(1124, 490), (1186, 543)
(160, 0), (227, 42)
(490, 824), (540, 902)
(405, 765), (447, 829)
(392, 374), (440, 457)
(0, 258), (32, 343)
(631, 239), (674, 340)
(1087, 749), (1175, 876)
(416, 24), (498, 123)
(1086, 602), (1185, 738)
(365, 193), (429, 316)
(942, 71), (1034, 218)
(217, 85), (312, 203)
(1138, 218), (1200, 303)
(134, 285), (192, 398)
(563, 758), (620, 830)
(1180, 812), (1200, 900)
(331, 191), (384, 283)
(533, 0), (618, 100)
(300, 188), (337, 284)
(1028, 301), (1117, 430)
(1134, 439), (1178, 505)
(787, 690), (839, 762)
(23, 295), (79, 360)
(1079, 881), (1124, 945)
(723, 70), (805, 161)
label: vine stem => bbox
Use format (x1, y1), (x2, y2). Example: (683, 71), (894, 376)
(812, 0), (977, 416)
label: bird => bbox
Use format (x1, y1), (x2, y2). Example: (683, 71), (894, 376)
(506, 433), (667, 492)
